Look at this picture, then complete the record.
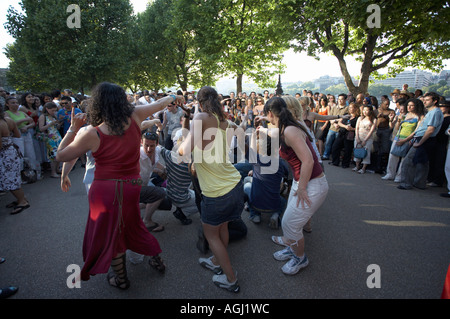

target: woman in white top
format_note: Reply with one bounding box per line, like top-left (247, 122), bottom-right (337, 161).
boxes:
top-left (354, 105), bottom-right (377, 174)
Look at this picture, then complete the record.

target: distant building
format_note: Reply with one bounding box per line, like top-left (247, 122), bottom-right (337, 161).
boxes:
top-left (438, 70), bottom-right (450, 86)
top-left (374, 69), bottom-right (433, 90)
top-left (314, 75), bottom-right (346, 91)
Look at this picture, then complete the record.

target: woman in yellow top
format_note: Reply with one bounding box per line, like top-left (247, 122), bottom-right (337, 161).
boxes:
top-left (179, 86), bottom-right (243, 293)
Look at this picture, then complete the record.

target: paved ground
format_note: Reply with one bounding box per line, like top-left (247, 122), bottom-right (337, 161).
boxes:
top-left (0, 161), bottom-right (449, 301)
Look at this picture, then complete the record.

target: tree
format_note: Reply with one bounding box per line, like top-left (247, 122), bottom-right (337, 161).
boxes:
top-left (282, 0), bottom-right (450, 95)
top-left (423, 80), bottom-right (450, 98)
top-left (5, 0), bottom-right (135, 93)
top-left (197, 0), bottom-right (292, 94)
top-left (133, 0), bottom-right (220, 92)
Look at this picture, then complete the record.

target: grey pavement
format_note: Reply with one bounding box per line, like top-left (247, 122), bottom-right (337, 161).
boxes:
top-left (0, 161), bottom-right (449, 300)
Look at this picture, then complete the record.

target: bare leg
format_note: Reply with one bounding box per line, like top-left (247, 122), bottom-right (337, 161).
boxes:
top-left (203, 222), bottom-right (236, 282)
top-left (10, 188), bottom-right (28, 206)
top-left (142, 198), bottom-right (163, 228)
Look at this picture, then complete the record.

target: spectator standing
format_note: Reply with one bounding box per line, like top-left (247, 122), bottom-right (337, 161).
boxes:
top-left (382, 98), bottom-right (424, 182)
top-left (398, 92), bottom-right (444, 190)
top-left (321, 94), bottom-right (349, 160)
top-left (0, 102), bottom-right (30, 215)
top-left (427, 100), bottom-right (450, 187)
top-left (354, 105), bottom-right (377, 174)
top-left (39, 102), bottom-right (62, 178)
top-left (57, 96), bottom-right (82, 137)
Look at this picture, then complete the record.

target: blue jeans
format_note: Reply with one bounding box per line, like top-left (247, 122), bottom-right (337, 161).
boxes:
top-left (243, 178), bottom-right (286, 218)
top-left (323, 130), bottom-right (340, 158)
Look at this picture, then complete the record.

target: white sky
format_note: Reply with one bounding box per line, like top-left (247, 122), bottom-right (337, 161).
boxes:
top-left (1, 0), bottom-right (447, 85)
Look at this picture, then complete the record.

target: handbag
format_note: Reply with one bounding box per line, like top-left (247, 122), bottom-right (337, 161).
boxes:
top-left (390, 125), bottom-right (411, 157)
top-left (353, 145), bottom-right (367, 159)
top-left (390, 139), bottom-right (411, 157)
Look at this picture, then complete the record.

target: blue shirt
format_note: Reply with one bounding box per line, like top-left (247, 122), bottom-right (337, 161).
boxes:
top-left (57, 107), bottom-right (82, 135)
top-left (414, 107), bottom-right (444, 138)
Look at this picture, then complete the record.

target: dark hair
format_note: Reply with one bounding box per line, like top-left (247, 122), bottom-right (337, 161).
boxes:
top-left (43, 102), bottom-right (58, 114)
top-left (363, 105), bottom-right (376, 123)
top-left (51, 89), bottom-right (61, 99)
top-left (197, 86), bottom-right (226, 121)
top-left (396, 98), bottom-right (407, 107)
top-left (424, 92), bottom-right (440, 104)
top-left (20, 92), bottom-right (36, 109)
top-left (338, 93), bottom-right (348, 100)
top-left (142, 131), bottom-right (158, 141)
top-left (88, 82), bottom-right (134, 136)
top-left (60, 95), bottom-right (72, 102)
top-left (406, 98), bottom-right (425, 117)
top-left (263, 97), bottom-right (312, 143)
top-left (4, 96), bottom-right (18, 110)
top-left (318, 96), bottom-right (328, 107)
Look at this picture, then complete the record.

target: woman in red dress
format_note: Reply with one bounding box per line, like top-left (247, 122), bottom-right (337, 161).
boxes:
top-left (56, 82), bottom-right (184, 289)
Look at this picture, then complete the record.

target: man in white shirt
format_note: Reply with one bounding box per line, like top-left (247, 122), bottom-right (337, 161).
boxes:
top-left (139, 131), bottom-right (167, 232)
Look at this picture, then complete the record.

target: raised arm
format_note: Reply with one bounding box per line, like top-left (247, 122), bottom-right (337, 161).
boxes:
top-left (133, 95), bottom-right (185, 123)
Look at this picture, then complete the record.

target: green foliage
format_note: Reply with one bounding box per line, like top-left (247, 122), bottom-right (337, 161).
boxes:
top-left (196, 0), bottom-right (292, 92)
top-left (281, 0), bottom-right (450, 95)
top-left (5, 0), bottom-right (135, 93)
top-left (423, 80), bottom-right (450, 98)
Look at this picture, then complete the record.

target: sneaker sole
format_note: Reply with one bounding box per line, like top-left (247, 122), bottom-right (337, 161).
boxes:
top-left (213, 280), bottom-right (240, 293)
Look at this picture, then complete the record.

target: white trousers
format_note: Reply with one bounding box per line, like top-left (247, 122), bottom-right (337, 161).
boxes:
top-left (282, 175), bottom-right (329, 242)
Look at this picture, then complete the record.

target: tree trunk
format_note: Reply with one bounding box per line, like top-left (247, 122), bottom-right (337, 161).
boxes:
top-left (236, 73), bottom-right (243, 94)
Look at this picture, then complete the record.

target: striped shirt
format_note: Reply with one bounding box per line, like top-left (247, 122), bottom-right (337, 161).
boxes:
top-left (160, 147), bottom-right (192, 204)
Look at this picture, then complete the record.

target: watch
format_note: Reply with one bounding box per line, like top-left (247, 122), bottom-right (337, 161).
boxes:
top-left (67, 128), bottom-right (77, 134)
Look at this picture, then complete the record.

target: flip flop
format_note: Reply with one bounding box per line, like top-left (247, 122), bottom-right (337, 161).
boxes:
top-left (0, 286), bottom-right (18, 299)
top-left (146, 223), bottom-right (164, 232)
top-left (10, 204), bottom-right (30, 215)
top-left (271, 236), bottom-right (288, 247)
top-left (5, 201), bottom-right (18, 208)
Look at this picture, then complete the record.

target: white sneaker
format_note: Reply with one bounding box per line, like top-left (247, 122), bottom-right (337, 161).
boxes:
top-left (381, 175), bottom-right (393, 180)
top-left (282, 255), bottom-right (309, 275)
top-left (273, 246), bottom-right (295, 261)
top-left (358, 169), bottom-right (366, 174)
top-left (212, 273), bottom-right (240, 293)
top-left (199, 256), bottom-right (223, 274)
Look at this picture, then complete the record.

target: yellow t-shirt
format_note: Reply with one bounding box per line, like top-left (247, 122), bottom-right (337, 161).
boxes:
top-left (193, 115), bottom-right (240, 198)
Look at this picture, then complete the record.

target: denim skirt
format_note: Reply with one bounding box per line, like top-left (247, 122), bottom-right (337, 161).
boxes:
top-left (201, 181), bottom-right (244, 226)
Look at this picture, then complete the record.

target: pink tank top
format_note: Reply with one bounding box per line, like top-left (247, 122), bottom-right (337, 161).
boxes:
top-left (92, 120), bottom-right (141, 179)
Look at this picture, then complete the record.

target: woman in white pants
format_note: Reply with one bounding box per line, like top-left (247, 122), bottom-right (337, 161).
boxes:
top-left (263, 97), bottom-right (328, 275)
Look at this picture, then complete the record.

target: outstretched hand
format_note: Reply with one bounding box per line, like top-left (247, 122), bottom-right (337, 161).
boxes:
top-left (70, 106), bottom-right (87, 131)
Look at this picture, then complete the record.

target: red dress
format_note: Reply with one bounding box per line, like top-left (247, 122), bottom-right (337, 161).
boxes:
top-left (81, 120), bottom-right (161, 281)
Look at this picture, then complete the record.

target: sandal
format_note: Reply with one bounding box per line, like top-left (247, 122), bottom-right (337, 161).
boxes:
top-left (11, 203), bottom-right (30, 215)
top-left (5, 201), bottom-right (18, 208)
top-left (107, 254), bottom-right (130, 290)
top-left (271, 236), bottom-right (289, 247)
top-left (149, 254), bottom-right (166, 273)
top-left (146, 222), bottom-right (164, 232)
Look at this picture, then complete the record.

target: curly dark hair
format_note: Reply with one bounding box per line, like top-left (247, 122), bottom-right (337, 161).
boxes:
top-left (88, 82), bottom-right (134, 136)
